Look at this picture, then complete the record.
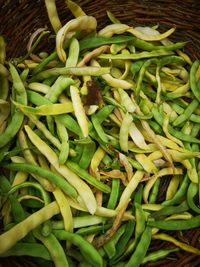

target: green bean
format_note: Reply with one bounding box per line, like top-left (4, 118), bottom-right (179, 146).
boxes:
top-left (2, 2), bottom-right (200, 265)
top-left (103, 96), bottom-right (126, 112)
top-left (131, 38), bottom-right (187, 51)
top-left (70, 137), bottom-right (94, 145)
top-left (107, 179), bottom-right (120, 209)
top-left (27, 90), bottom-right (51, 106)
top-left (0, 64), bottom-right (27, 148)
top-left (18, 31), bottom-right (49, 64)
top-left (79, 35), bottom-right (135, 50)
top-left (142, 248), bottom-right (179, 264)
top-left (162, 173), bottom-right (190, 206)
top-left (22, 199), bottom-right (43, 209)
top-left (110, 220), bottom-right (135, 264)
top-left (32, 51), bottom-right (58, 75)
top-left (0, 243), bottom-right (51, 260)
top-left (125, 227), bottom-right (152, 267)
top-left (91, 114), bottom-right (109, 143)
top-left (148, 214), bottom-right (200, 230)
top-left (0, 201), bottom-right (60, 254)
top-left (127, 157), bottom-right (144, 171)
top-left (47, 115), bottom-right (56, 136)
top-left (190, 60), bottom-right (200, 102)
top-left (30, 66), bottom-right (110, 82)
top-left (149, 178), bottom-right (160, 204)
top-left (0, 110), bottom-right (24, 148)
top-left (52, 215), bottom-right (106, 230)
top-left (98, 50), bottom-right (173, 61)
top-left (148, 120), bottom-right (164, 135)
top-left (95, 105), bottom-right (115, 123)
top-left (53, 230), bottom-right (103, 267)
top-left (55, 114), bottom-right (81, 136)
top-left (119, 112), bottom-right (133, 152)
top-left (1, 162), bottom-right (78, 198)
top-left (55, 118), bottom-right (69, 164)
top-left (134, 203), bottom-right (146, 245)
top-left (0, 175), bottom-right (27, 225)
top-left (169, 125), bottom-right (200, 143)
top-left (136, 58), bottom-right (158, 96)
top-left (118, 88), bottom-right (136, 113)
top-left (66, 38), bottom-right (80, 67)
top-left (33, 228), bottom-right (69, 267)
top-left (20, 68), bottom-right (29, 82)
top-left (0, 174), bottom-right (11, 193)
top-left (66, 160), bottom-right (111, 193)
top-left (187, 182), bottom-right (200, 214)
top-left (46, 76), bottom-right (75, 103)
top-left (107, 10), bottom-right (121, 23)
top-left (75, 224), bottom-right (112, 236)
top-left (41, 220), bottom-right (52, 237)
top-left (132, 112), bottom-right (153, 120)
top-left (171, 101), bottom-right (200, 124)
top-left (0, 63), bottom-right (9, 77)
top-left (103, 224), bottom-right (126, 259)
top-left (188, 113), bottom-right (200, 123)
top-left (7, 181), bottom-right (51, 206)
top-left (70, 144), bottom-right (84, 163)
top-left (159, 55), bottom-right (186, 67)
top-left (43, 76), bottom-right (58, 86)
top-left (152, 201), bottom-right (189, 218)
top-left (191, 123), bottom-right (200, 137)
top-left (133, 183), bottom-right (144, 204)
top-left (173, 99), bottom-right (199, 126)
top-left (9, 195), bottom-right (27, 223)
top-left (79, 142), bottom-right (96, 169)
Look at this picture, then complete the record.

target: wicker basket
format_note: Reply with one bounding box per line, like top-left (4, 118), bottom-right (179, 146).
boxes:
top-left (1, 0), bottom-right (200, 266)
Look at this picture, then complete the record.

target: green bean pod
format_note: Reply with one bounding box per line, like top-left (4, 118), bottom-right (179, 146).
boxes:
top-left (148, 215), bottom-right (200, 230)
top-left (125, 227), bottom-right (152, 267)
top-left (1, 162), bottom-right (78, 198)
top-left (53, 229), bottom-right (103, 267)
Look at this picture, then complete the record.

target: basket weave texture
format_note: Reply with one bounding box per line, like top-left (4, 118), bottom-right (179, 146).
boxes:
top-left (0, 0), bottom-right (200, 266)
